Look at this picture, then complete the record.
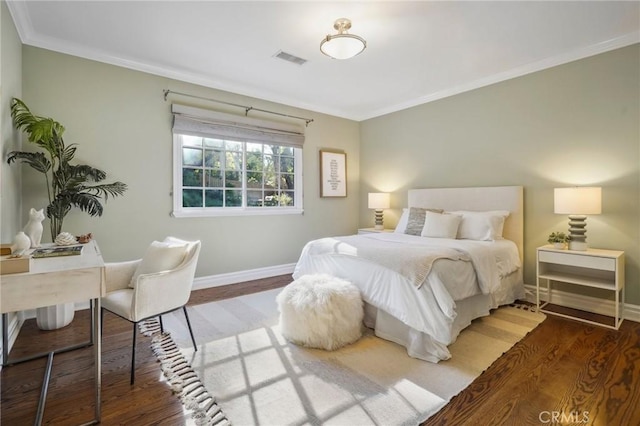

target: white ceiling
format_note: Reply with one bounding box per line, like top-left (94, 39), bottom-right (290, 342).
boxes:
top-left (7, 1), bottom-right (640, 121)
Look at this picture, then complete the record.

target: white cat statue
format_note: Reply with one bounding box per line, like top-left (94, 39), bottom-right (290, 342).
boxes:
top-left (23, 207), bottom-right (45, 248)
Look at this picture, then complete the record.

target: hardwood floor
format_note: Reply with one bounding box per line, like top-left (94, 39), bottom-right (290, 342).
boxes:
top-left (2, 274), bottom-right (639, 425)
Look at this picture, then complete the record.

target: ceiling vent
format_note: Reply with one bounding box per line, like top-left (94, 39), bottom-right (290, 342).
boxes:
top-left (273, 50), bottom-right (307, 66)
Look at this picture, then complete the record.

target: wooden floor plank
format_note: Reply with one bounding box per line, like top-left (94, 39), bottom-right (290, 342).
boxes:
top-left (2, 276), bottom-right (639, 425)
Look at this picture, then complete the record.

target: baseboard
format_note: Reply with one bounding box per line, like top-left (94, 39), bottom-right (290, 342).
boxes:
top-left (523, 284), bottom-right (640, 323)
top-left (192, 263), bottom-right (296, 290)
top-left (15, 263), bottom-right (296, 328)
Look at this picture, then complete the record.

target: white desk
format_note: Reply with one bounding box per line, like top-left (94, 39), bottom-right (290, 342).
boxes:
top-left (1, 240), bottom-right (105, 425)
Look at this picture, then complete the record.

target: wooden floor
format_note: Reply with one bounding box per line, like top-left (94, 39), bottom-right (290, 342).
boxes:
top-left (2, 275), bottom-right (639, 425)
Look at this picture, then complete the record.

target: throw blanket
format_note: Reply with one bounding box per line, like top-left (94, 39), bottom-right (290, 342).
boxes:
top-left (304, 235), bottom-right (470, 289)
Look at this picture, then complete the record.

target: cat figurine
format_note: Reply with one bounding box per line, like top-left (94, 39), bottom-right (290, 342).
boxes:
top-left (23, 207), bottom-right (45, 248)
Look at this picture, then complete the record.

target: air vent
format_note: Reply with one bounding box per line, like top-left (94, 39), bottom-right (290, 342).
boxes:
top-left (273, 50), bottom-right (307, 66)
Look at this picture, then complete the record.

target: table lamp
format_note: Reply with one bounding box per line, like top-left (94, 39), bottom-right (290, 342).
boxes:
top-left (368, 193), bottom-right (390, 230)
top-left (554, 187), bottom-right (601, 251)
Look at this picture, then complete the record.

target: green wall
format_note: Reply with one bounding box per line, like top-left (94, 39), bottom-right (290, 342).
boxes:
top-left (360, 44), bottom-right (640, 305)
top-left (10, 34), bottom-right (640, 307)
top-left (19, 46), bottom-right (360, 277)
top-left (1, 0), bottom-right (22, 241)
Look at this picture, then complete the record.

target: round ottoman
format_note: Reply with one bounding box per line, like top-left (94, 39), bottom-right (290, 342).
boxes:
top-left (276, 274), bottom-right (363, 351)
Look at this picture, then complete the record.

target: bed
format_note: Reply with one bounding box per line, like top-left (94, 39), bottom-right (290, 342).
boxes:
top-left (292, 186), bottom-right (526, 362)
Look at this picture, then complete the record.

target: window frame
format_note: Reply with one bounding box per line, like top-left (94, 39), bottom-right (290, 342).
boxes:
top-left (172, 133), bottom-right (304, 218)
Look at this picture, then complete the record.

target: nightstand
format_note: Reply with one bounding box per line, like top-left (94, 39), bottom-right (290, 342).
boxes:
top-left (357, 228), bottom-right (393, 235)
top-left (536, 245), bottom-right (624, 329)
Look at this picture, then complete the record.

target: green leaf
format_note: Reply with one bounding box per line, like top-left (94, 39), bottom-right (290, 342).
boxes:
top-left (6, 151), bottom-right (51, 174)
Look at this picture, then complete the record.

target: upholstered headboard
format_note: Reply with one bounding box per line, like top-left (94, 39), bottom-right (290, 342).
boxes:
top-left (408, 186), bottom-right (524, 261)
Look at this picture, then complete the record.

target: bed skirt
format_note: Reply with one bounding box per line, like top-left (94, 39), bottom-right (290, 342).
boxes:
top-left (363, 269), bottom-right (524, 362)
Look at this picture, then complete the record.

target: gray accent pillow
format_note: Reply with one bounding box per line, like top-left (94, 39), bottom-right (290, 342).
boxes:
top-left (404, 207), bottom-right (444, 235)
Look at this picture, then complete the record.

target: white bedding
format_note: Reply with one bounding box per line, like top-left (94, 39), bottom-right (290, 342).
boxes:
top-left (292, 232), bottom-right (524, 361)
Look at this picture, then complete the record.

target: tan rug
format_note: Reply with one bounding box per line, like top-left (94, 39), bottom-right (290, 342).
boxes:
top-left (157, 288), bottom-right (546, 425)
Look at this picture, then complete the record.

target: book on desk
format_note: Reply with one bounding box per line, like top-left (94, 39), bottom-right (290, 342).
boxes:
top-left (32, 245), bottom-right (83, 259)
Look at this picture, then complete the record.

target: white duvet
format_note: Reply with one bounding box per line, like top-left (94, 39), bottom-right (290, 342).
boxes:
top-left (293, 233), bottom-right (522, 346)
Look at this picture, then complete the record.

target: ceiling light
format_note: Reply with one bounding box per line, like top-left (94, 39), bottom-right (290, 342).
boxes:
top-left (320, 18), bottom-right (366, 60)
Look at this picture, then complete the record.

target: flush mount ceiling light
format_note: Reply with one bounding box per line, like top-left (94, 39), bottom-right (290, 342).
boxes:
top-left (320, 18), bottom-right (367, 60)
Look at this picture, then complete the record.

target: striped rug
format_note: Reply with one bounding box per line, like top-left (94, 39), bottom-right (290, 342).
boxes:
top-left (152, 288), bottom-right (545, 425)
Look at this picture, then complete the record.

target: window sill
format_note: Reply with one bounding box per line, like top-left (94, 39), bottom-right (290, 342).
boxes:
top-left (172, 208), bottom-right (304, 218)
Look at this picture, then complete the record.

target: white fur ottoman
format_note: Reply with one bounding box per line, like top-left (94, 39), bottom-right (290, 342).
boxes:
top-left (276, 274), bottom-right (363, 351)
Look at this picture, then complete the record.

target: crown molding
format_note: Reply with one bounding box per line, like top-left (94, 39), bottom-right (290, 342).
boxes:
top-left (352, 31), bottom-right (640, 121)
top-left (7, 2), bottom-right (639, 122)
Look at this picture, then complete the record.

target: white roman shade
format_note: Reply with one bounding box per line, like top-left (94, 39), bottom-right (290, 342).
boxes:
top-left (172, 104), bottom-right (305, 148)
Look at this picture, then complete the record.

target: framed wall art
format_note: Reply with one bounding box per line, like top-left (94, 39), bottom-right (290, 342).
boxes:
top-left (319, 149), bottom-right (347, 197)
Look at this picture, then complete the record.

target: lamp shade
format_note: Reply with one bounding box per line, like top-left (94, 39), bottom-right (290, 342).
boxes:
top-left (554, 187), bottom-right (602, 215)
top-left (368, 192), bottom-right (390, 210)
top-left (320, 35), bottom-right (366, 59)
top-left (320, 18), bottom-right (366, 60)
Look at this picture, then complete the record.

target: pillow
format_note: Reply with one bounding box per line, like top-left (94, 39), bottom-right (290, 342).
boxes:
top-left (451, 210), bottom-right (510, 241)
top-left (394, 208), bottom-right (409, 233)
top-left (403, 207), bottom-right (444, 236)
top-left (129, 240), bottom-right (188, 288)
top-left (421, 211), bottom-right (462, 239)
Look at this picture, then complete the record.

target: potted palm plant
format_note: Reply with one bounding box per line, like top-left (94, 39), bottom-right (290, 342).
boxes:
top-left (548, 231), bottom-right (570, 249)
top-left (7, 98), bottom-right (127, 241)
top-left (7, 98), bottom-right (127, 330)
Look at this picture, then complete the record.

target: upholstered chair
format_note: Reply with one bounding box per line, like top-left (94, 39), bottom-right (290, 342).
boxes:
top-left (101, 237), bottom-right (201, 384)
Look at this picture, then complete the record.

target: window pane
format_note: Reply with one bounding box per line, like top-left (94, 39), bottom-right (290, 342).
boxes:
top-left (205, 170), bottom-right (222, 188)
top-left (247, 172), bottom-right (263, 187)
top-left (183, 147), bottom-right (203, 167)
top-left (280, 173), bottom-right (295, 190)
top-left (225, 190), bottom-right (242, 206)
top-left (225, 171), bottom-right (241, 188)
top-left (263, 191), bottom-right (278, 207)
top-left (279, 191), bottom-right (294, 206)
top-left (205, 189), bottom-right (223, 207)
top-left (263, 155), bottom-right (275, 188)
top-left (246, 151), bottom-right (263, 172)
top-left (278, 155), bottom-right (295, 174)
top-left (204, 138), bottom-right (224, 148)
top-left (183, 189), bottom-right (203, 207)
top-left (247, 143), bottom-right (263, 153)
top-left (182, 135), bottom-right (202, 147)
top-left (205, 149), bottom-right (222, 168)
top-left (225, 140), bottom-right (242, 151)
top-left (183, 168), bottom-right (203, 186)
top-left (247, 190), bottom-right (263, 207)
top-left (225, 152), bottom-right (242, 171)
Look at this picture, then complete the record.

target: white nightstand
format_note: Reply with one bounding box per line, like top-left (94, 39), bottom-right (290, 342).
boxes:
top-left (536, 245), bottom-right (625, 329)
top-left (357, 228), bottom-right (393, 235)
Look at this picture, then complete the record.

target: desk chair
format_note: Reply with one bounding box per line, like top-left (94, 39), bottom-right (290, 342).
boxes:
top-left (101, 237), bottom-right (200, 384)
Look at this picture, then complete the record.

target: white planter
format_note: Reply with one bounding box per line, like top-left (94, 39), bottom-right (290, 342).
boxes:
top-left (553, 242), bottom-right (565, 249)
top-left (36, 303), bottom-right (75, 330)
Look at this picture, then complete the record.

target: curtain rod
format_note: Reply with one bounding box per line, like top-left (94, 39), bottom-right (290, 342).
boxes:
top-left (163, 89), bottom-right (314, 127)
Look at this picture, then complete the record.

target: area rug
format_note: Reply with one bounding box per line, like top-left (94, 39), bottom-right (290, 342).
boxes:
top-left (152, 288), bottom-right (546, 425)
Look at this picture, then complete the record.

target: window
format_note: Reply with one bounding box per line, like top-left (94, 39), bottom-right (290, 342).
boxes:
top-left (172, 105), bottom-right (304, 217)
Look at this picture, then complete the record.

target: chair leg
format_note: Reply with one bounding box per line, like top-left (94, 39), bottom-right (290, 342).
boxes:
top-left (130, 323), bottom-right (137, 385)
top-left (183, 306), bottom-right (197, 352)
top-left (159, 315), bottom-right (164, 333)
top-left (100, 307), bottom-right (104, 337)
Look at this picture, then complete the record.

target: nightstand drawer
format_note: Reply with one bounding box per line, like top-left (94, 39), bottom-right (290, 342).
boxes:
top-left (538, 250), bottom-right (615, 271)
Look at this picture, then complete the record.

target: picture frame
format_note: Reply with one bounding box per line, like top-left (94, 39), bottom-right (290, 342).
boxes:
top-left (319, 149), bottom-right (347, 197)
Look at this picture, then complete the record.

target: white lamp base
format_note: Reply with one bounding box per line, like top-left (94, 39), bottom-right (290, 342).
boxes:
top-left (567, 215), bottom-right (589, 251)
top-left (374, 209), bottom-right (384, 230)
